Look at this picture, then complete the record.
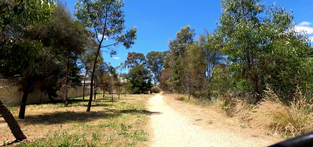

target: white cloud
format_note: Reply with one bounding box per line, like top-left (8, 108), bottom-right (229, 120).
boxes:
top-left (97, 34), bottom-right (108, 40)
top-left (113, 57), bottom-right (120, 60)
top-left (309, 36), bottom-right (313, 42)
top-left (294, 21), bottom-right (313, 35)
top-left (299, 21), bottom-right (311, 26)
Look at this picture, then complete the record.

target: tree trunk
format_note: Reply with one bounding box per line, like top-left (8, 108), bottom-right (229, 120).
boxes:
top-left (64, 86), bottom-right (69, 106)
top-left (48, 93), bottom-right (54, 102)
top-left (0, 100), bottom-right (27, 141)
top-left (252, 76), bottom-right (261, 103)
top-left (83, 69), bottom-right (87, 101)
top-left (188, 75), bottom-right (192, 101)
top-left (118, 87), bottom-right (120, 100)
top-left (86, 45), bottom-right (101, 112)
top-left (111, 90), bottom-right (114, 103)
top-left (18, 87), bottom-right (29, 119)
top-left (124, 85), bottom-right (126, 97)
top-left (94, 88), bottom-right (96, 100)
top-left (64, 59), bottom-right (70, 107)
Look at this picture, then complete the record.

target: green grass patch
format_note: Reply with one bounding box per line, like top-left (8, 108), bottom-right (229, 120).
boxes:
top-left (2, 94), bottom-right (152, 147)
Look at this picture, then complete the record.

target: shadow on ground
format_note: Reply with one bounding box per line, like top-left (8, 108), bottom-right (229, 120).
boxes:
top-left (120, 109), bottom-right (162, 115)
top-left (0, 109), bottom-right (160, 126)
top-left (102, 108), bottom-right (162, 115)
top-left (13, 111), bottom-right (120, 126)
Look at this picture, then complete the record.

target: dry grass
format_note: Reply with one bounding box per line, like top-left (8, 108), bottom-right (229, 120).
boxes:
top-left (252, 88), bottom-right (313, 137)
top-left (0, 94), bottom-right (153, 147)
top-left (175, 88), bottom-right (313, 138)
top-left (175, 94), bottom-right (210, 106)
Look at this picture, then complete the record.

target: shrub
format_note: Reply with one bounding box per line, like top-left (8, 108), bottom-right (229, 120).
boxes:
top-left (192, 92), bottom-right (208, 99)
top-left (177, 95), bottom-right (188, 102)
top-left (252, 88), bottom-right (313, 137)
top-left (151, 86), bottom-right (161, 93)
top-left (219, 94), bottom-right (238, 117)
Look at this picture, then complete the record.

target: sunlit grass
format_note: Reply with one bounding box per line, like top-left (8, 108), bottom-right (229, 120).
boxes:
top-left (1, 94), bottom-right (152, 147)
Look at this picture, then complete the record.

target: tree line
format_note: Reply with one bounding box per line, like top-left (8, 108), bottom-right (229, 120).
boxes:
top-left (0, 0), bottom-right (136, 141)
top-left (160, 0), bottom-right (313, 105)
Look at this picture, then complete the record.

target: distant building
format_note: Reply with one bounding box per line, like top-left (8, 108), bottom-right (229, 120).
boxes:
top-left (80, 74), bottom-right (127, 86)
top-left (80, 75), bottom-right (95, 86)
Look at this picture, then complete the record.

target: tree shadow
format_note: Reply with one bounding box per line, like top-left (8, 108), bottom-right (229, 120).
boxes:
top-left (81, 103), bottom-right (113, 107)
top-left (101, 108), bottom-right (162, 115)
top-left (0, 111), bottom-right (121, 126)
top-left (120, 109), bottom-right (162, 115)
top-left (0, 109), bottom-right (161, 126)
top-left (1, 139), bottom-right (21, 147)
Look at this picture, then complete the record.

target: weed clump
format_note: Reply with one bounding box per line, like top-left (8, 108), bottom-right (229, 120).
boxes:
top-left (151, 86), bottom-right (161, 93)
top-left (252, 88), bottom-right (313, 137)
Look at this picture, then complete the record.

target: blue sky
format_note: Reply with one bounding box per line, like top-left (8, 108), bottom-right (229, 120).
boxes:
top-left (65, 0), bottom-right (313, 68)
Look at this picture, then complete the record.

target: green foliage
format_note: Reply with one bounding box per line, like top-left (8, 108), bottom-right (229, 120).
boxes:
top-left (75, 0), bottom-right (137, 50)
top-left (125, 52), bottom-right (146, 68)
top-left (218, 0), bottom-right (313, 102)
top-left (167, 25), bottom-right (195, 93)
top-left (159, 68), bottom-right (171, 92)
top-left (75, 0), bottom-right (137, 111)
top-left (146, 51), bottom-right (166, 85)
top-left (0, 0), bottom-right (53, 75)
top-left (126, 65), bottom-right (152, 94)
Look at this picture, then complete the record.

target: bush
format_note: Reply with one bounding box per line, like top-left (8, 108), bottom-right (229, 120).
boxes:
top-left (252, 88), bottom-right (313, 137)
top-left (177, 95), bottom-right (188, 102)
top-left (151, 86), bottom-right (161, 93)
top-left (192, 92), bottom-right (208, 99)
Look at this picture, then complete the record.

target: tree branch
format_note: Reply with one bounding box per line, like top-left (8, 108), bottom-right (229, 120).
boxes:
top-left (101, 42), bottom-right (118, 48)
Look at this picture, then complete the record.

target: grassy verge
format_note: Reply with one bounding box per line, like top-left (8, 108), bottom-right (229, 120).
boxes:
top-left (173, 89), bottom-right (313, 138)
top-left (1, 94), bottom-right (153, 147)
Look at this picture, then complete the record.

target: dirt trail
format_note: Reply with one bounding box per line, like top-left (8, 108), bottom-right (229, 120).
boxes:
top-left (149, 94), bottom-right (282, 147)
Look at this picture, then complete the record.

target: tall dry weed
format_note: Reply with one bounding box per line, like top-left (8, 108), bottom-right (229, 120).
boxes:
top-left (252, 87), bottom-right (313, 137)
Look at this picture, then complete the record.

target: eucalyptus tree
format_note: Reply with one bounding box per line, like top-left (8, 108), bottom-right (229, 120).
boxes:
top-left (119, 62), bottom-right (127, 96)
top-left (125, 52), bottom-right (146, 68)
top-left (0, 0), bottom-right (53, 140)
top-left (218, 0), bottom-right (313, 102)
top-left (79, 49), bottom-right (94, 100)
top-left (167, 25), bottom-right (195, 93)
top-left (146, 51), bottom-right (166, 86)
top-left (28, 2), bottom-right (87, 107)
top-left (75, 0), bottom-right (137, 112)
top-left (126, 65), bottom-right (152, 94)
top-left (198, 31), bottom-right (224, 80)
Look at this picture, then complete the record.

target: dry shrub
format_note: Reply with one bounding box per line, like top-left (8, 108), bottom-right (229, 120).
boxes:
top-left (217, 94), bottom-right (253, 120)
top-left (151, 86), bottom-right (161, 93)
top-left (177, 95), bottom-right (189, 102)
top-left (252, 88), bottom-right (313, 137)
top-left (219, 94), bottom-right (237, 117)
top-left (232, 100), bottom-right (253, 122)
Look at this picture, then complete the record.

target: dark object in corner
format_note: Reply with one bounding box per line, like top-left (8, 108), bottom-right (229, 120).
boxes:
top-left (269, 132), bottom-right (313, 147)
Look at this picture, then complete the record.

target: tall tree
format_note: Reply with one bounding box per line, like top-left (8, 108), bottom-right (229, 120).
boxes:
top-left (184, 43), bottom-right (207, 97)
top-left (218, 0), bottom-right (313, 102)
top-left (146, 51), bottom-right (166, 86)
top-left (126, 65), bottom-right (152, 94)
top-left (167, 25), bottom-right (195, 93)
top-left (125, 52), bottom-right (146, 68)
top-left (0, 0), bottom-right (53, 140)
top-left (75, 0), bottom-right (137, 112)
top-left (20, 2), bottom-right (87, 110)
top-left (0, 0), bottom-right (54, 120)
top-left (119, 62), bottom-right (127, 96)
top-left (198, 31), bottom-right (224, 80)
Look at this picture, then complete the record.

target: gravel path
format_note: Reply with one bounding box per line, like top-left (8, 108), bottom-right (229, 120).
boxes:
top-left (149, 94), bottom-right (279, 147)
